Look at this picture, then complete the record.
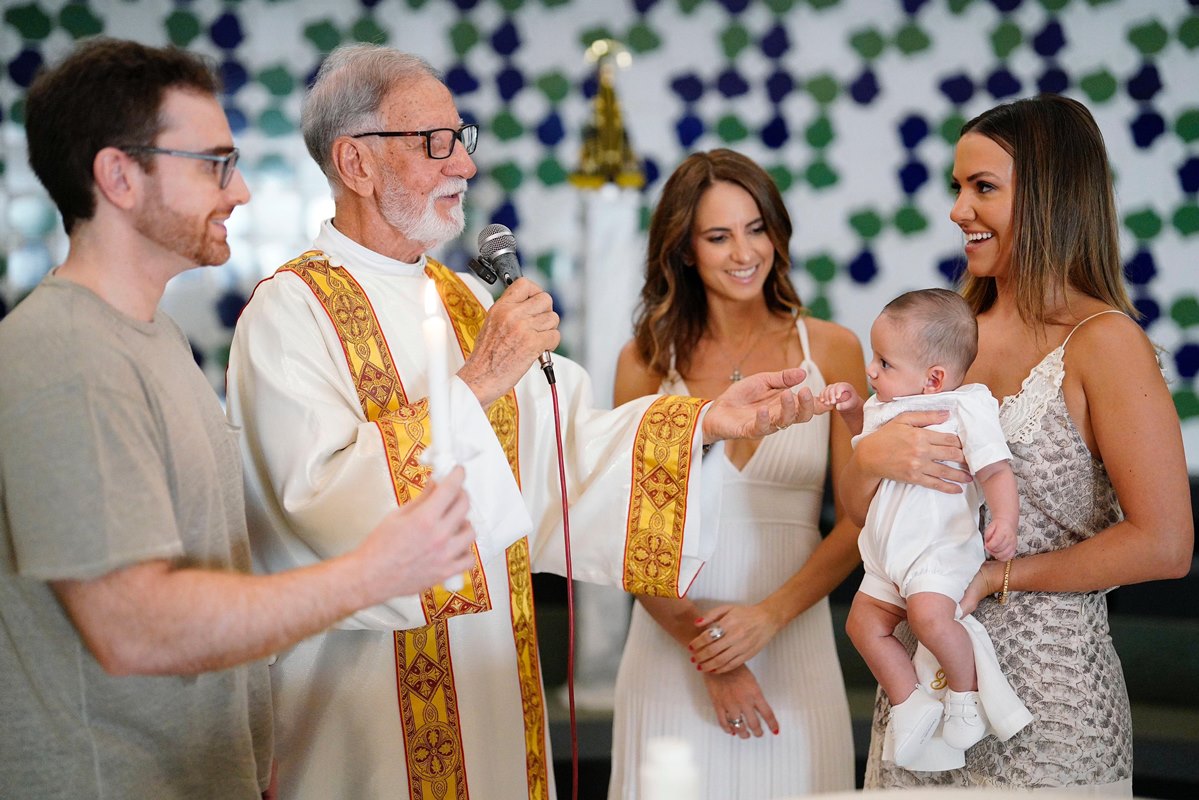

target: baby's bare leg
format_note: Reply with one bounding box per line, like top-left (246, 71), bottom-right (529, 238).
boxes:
top-left (846, 591), bottom-right (917, 703)
top-left (906, 591), bottom-right (976, 691)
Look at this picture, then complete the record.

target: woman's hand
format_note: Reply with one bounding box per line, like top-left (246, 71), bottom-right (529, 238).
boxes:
top-left (960, 559), bottom-right (1005, 615)
top-left (702, 665), bottom-right (779, 738)
top-left (855, 410), bottom-right (970, 492)
top-left (689, 604), bottom-right (782, 674)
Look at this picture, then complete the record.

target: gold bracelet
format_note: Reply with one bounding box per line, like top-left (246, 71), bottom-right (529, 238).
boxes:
top-left (999, 559), bottom-right (1012, 605)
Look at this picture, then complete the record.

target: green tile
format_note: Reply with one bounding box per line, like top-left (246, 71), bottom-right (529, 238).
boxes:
top-left (1173, 388), bottom-right (1199, 421)
top-left (5, 4), bottom-right (52, 40)
top-left (258, 66), bottom-right (295, 97)
top-left (849, 209), bottom-right (884, 239)
top-left (627, 21), bottom-right (661, 54)
top-left (807, 74), bottom-right (839, 105)
top-left (491, 161), bottom-right (524, 192)
top-left (894, 205), bottom-right (928, 234)
top-left (304, 20), bottom-right (342, 52)
top-left (1127, 19), bottom-right (1169, 56)
top-left (1170, 295), bottom-right (1199, 328)
top-left (1124, 208), bottom-right (1163, 240)
top-left (717, 114), bottom-right (749, 143)
top-left (1079, 69), bottom-right (1118, 103)
top-left (767, 165), bottom-right (793, 193)
top-left (536, 156), bottom-right (567, 186)
top-left (492, 109), bottom-right (524, 141)
top-left (991, 21), bottom-right (1022, 59)
top-left (351, 17), bottom-right (388, 45)
top-left (579, 26), bottom-right (615, 49)
top-left (805, 253), bottom-right (837, 282)
top-left (721, 22), bottom-right (750, 59)
top-left (537, 71), bottom-right (571, 103)
top-left (805, 116), bottom-right (834, 148)
top-left (849, 28), bottom-right (886, 60)
top-left (1173, 204), bottom-right (1199, 236)
top-left (805, 160), bottom-right (839, 189)
top-left (58, 4), bottom-right (103, 39)
top-left (1179, 15), bottom-right (1199, 51)
top-left (450, 20), bottom-right (478, 56)
top-left (165, 10), bottom-right (202, 47)
top-left (895, 22), bottom-right (932, 55)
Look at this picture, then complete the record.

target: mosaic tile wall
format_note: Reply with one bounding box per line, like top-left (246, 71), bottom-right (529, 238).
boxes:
top-left (2, 0), bottom-right (1196, 467)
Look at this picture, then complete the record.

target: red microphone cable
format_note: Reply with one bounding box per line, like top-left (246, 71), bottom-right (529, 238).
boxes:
top-left (546, 379), bottom-right (579, 800)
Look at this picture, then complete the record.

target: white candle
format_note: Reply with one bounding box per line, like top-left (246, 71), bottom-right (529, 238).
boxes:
top-left (422, 280), bottom-right (452, 476)
top-left (423, 281), bottom-right (465, 592)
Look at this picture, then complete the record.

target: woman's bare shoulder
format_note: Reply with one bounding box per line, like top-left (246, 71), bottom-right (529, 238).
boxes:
top-left (614, 339), bottom-right (665, 405)
top-left (803, 316), bottom-right (866, 376)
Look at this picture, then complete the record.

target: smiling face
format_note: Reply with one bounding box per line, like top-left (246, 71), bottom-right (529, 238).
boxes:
top-left (131, 88), bottom-right (249, 268)
top-left (950, 132), bottom-right (1015, 282)
top-left (690, 180), bottom-right (777, 305)
top-left (369, 78), bottom-right (476, 252)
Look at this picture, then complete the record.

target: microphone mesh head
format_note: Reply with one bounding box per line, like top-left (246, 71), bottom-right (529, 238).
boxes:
top-left (478, 223), bottom-right (516, 259)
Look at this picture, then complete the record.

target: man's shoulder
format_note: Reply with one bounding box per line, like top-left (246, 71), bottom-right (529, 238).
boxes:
top-left (0, 283), bottom-right (103, 377)
top-left (2, 281), bottom-right (190, 392)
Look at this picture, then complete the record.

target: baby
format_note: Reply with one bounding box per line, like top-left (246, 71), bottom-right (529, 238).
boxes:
top-left (818, 288), bottom-right (1020, 768)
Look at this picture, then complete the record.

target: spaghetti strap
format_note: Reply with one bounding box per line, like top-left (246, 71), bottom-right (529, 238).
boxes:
top-left (795, 316), bottom-right (816, 369)
top-left (1062, 309), bottom-right (1125, 347)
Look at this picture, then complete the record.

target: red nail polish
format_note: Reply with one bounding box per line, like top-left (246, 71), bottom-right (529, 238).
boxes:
top-left (690, 657), bottom-right (695, 663)
top-left (772, 728), bottom-right (779, 735)
top-left (694, 618), bottom-right (704, 625)
top-left (696, 664), bottom-right (702, 671)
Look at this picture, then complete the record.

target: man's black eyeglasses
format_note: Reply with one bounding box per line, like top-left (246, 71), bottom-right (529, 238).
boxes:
top-left (119, 146), bottom-right (240, 190)
top-left (350, 124), bottom-right (479, 160)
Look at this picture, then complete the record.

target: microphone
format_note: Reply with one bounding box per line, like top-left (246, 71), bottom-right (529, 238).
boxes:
top-left (476, 223), bottom-right (523, 285)
top-left (469, 224), bottom-right (555, 384)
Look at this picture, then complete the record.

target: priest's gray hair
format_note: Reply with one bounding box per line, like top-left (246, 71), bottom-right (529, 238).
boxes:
top-left (302, 44), bottom-right (443, 190)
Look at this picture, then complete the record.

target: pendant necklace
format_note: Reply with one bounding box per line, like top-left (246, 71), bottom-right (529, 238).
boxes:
top-left (717, 327), bottom-right (766, 382)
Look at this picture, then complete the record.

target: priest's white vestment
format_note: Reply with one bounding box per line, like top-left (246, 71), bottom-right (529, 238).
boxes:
top-left (226, 221), bottom-right (720, 800)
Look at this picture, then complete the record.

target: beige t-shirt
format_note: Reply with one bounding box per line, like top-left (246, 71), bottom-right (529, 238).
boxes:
top-left (0, 275), bottom-right (271, 799)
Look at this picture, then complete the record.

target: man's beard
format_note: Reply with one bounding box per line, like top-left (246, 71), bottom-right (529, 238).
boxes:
top-left (134, 178), bottom-right (230, 267)
top-left (379, 169), bottom-right (468, 252)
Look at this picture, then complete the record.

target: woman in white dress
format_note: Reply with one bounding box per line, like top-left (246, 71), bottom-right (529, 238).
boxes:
top-left (608, 149), bottom-right (866, 799)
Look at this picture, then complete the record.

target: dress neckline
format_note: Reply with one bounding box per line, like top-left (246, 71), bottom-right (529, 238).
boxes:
top-left (666, 317), bottom-right (823, 476)
top-left (997, 309), bottom-right (1124, 409)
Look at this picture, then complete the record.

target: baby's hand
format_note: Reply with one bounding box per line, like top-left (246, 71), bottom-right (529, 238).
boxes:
top-left (984, 516), bottom-right (1017, 562)
top-left (815, 382), bottom-right (862, 414)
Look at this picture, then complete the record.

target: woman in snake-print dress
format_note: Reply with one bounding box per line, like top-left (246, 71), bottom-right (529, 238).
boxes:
top-left (843, 96), bottom-right (1193, 793)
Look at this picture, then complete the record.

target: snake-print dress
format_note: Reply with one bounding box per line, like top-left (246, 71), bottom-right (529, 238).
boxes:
top-left (865, 312), bottom-right (1133, 793)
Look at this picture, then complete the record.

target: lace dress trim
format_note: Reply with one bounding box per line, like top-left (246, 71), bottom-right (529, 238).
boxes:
top-left (997, 310), bottom-right (1125, 446)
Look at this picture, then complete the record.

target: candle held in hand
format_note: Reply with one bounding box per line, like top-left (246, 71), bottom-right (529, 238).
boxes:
top-left (422, 280), bottom-right (452, 476)
top-left (423, 279), bottom-right (464, 592)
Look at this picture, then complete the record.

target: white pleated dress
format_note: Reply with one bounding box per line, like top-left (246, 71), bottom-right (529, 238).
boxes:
top-left (608, 319), bottom-right (855, 799)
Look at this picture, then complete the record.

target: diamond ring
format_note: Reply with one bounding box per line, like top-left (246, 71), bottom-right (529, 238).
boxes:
top-left (706, 625), bottom-right (725, 641)
top-left (728, 715), bottom-right (745, 729)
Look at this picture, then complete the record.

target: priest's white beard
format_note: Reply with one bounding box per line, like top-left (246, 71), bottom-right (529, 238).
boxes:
top-left (380, 170), bottom-right (468, 251)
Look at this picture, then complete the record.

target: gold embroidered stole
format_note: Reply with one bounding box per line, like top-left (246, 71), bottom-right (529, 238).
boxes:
top-left (278, 252), bottom-right (547, 800)
top-left (623, 396), bottom-right (707, 596)
top-left (423, 260), bottom-right (549, 800)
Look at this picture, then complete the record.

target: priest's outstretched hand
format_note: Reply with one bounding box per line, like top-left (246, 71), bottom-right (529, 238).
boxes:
top-left (701, 367), bottom-right (815, 444)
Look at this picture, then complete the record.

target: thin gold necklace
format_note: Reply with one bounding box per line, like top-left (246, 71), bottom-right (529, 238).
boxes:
top-left (715, 327), bottom-right (766, 382)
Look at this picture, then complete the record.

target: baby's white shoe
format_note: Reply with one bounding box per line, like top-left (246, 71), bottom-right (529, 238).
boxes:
top-left (889, 686), bottom-right (943, 767)
top-left (942, 689), bottom-right (987, 750)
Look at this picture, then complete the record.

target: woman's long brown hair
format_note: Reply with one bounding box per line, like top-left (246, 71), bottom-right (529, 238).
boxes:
top-left (958, 94), bottom-right (1134, 326)
top-left (632, 149), bottom-right (803, 377)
